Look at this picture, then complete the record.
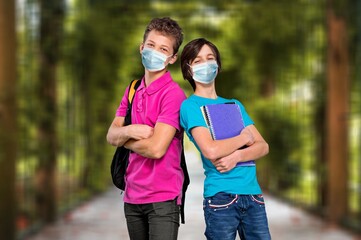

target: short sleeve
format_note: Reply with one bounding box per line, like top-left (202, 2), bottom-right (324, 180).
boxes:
top-left (180, 100), bottom-right (208, 139)
top-left (157, 85), bottom-right (187, 131)
top-left (115, 86), bottom-right (130, 117)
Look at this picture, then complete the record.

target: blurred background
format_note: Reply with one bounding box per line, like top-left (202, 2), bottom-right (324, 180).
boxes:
top-left (0, 0), bottom-right (360, 239)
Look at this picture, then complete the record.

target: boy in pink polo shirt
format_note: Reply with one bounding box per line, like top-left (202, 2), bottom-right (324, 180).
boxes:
top-left (106, 17), bottom-right (186, 240)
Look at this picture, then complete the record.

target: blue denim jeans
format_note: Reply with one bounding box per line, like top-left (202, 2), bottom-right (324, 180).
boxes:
top-left (203, 193), bottom-right (271, 240)
top-left (124, 199), bottom-right (180, 240)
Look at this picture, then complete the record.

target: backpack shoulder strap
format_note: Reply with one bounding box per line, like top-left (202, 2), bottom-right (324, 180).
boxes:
top-left (128, 79), bottom-right (141, 103)
top-left (124, 79), bottom-right (141, 126)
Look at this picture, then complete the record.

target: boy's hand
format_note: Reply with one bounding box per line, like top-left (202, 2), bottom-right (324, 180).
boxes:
top-left (127, 124), bottom-right (154, 140)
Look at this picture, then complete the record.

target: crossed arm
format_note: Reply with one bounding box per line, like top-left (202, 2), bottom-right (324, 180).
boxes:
top-left (191, 124), bottom-right (269, 173)
top-left (106, 116), bottom-right (176, 159)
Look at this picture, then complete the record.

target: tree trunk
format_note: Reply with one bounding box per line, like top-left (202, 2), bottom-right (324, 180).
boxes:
top-left (315, 102), bottom-right (327, 211)
top-left (326, 0), bottom-right (350, 223)
top-left (35, 0), bottom-right (64, 223)
top-left (0, 0), bottom-right (17, 239)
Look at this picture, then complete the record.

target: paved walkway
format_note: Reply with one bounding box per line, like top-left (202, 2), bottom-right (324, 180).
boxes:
top-left (27, 151), bottom-right (360, 240)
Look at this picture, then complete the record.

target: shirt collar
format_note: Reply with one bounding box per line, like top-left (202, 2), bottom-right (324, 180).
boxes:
top-left (138, 71), bottom-right (173, 95)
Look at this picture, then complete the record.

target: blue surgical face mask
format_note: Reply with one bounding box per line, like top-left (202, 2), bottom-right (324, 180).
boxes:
top-left (190, 60), bottom-right (218, 84)
top-left (141, 47), bottom-right (171, 72)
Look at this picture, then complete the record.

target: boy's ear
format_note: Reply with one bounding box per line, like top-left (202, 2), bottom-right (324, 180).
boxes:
top-left (139, 43), bottom-right (144, 53)
top-left (168, 54), bottom-right (178, 64)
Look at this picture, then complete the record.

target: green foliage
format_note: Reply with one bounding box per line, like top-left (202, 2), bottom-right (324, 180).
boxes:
top-left (62, 0), bottom-right (145, 191)
top-left (252, 97), bottom-right (303, 191)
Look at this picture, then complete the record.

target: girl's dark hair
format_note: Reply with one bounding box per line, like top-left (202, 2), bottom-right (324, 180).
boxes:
top-left (143, 17), bottom-right (183, 54)
top-left (180, 38), bottom-right (221, 91)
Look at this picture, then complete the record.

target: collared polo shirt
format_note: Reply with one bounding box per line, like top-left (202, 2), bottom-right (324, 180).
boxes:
top-left (115, 71), bottom-right (187, 204)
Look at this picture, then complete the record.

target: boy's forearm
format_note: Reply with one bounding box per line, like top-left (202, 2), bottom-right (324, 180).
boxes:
top-left (124, 122), bottom-right (175, 159)
top-left (124, 138), bottom-right (164, 159)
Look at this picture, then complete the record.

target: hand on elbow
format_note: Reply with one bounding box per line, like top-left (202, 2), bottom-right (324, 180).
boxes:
top-left (106, 133), bottom-right (115, 146)
top-left (129, 124), bottom-right (154, 140)
top-left (106, 132), bottom-right (123, 147)
top-left (240, 128), bottom-right (254, 146)
top-left (106, 137), bottom-right (119, 147)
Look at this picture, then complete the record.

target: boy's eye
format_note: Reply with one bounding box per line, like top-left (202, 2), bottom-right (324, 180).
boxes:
top-left (161, 48), bottom-right (169, 53)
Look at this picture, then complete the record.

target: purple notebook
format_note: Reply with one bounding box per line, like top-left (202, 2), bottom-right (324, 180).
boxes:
top-left (201, 102), bottom-right (255, 167)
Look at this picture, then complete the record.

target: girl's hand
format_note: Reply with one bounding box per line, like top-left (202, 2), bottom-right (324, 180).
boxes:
top-left (211, 151), bottom-right (240, 173)
top-left (240, 128), bottom-right (254, 146)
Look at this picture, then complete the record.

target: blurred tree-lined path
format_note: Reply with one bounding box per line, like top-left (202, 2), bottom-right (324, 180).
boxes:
top-left (0, 1), bottom-right (17, 240)
top-left (1, 0), bottom-right (361, 239)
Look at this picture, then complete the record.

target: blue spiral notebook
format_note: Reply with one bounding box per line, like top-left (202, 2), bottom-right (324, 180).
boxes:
top-left (201, 102), bottom-right (255, 167)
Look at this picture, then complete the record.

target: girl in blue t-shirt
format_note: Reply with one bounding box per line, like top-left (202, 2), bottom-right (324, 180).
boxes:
top-left (180, 38), bottom-right (271, 240)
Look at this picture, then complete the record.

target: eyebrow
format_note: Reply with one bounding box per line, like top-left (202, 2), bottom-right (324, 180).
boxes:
top-left (195, 53), bottom-right (215, 59)
top-left (145, 40), bottom-right (171, 50)
top-left (145, 39), bottom-right (155, 44)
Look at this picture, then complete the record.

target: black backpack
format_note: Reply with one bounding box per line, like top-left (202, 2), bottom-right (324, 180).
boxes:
top-left (110, 79), bottom-right (141, 191)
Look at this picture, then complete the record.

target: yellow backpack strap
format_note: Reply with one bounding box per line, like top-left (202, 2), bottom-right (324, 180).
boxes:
top-left (128, 79), bottom-right (139, 103)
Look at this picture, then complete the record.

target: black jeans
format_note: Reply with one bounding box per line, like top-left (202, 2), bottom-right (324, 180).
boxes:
top-left (124, 199), bottom-right (180, 240)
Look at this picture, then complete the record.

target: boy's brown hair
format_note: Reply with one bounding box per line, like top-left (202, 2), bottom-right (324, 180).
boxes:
top-left (143, 17), bottom-right (183, 54)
